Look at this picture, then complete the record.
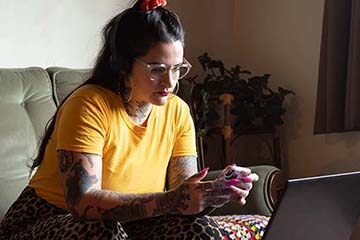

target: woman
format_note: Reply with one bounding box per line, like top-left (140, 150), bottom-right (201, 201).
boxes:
top-left (0, 0), bottom-right (258, 239)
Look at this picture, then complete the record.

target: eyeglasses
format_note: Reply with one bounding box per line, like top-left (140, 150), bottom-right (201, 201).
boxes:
top-left (135, 58), bottom-right (192, 81)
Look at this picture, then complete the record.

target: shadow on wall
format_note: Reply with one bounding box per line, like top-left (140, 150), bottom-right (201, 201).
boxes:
top-left (324, 131), bottom-right (360, 148)
top-left (322, 151), bottom-right (360, 175)
top-left (278, 96), bottom-right (301, 177)
top-left (321, 131), bottom-right (360, 173)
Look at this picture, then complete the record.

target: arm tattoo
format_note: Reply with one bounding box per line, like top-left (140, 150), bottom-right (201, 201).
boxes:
top-left (83, 153), bottom-right (95, 168)
top-left (167, 156), bottom-right (198, 190)
top-left (104, 204), bottom-right (147, 222)
top-left (153, 184), bottom-right (190, 215)
top-left (66, 159), bottom-right (98, 206)
top-left (101, 198), bottom-right (150, 222)
top-left (58, 151), bottom-right (74, 173)
top-left (58, 151), bottom-right (194, 222)
top-left (58, 150), bottom-right (100, 207)
top-left (93, 190), bottom-right (154, 222)
top-left (96, 191), bottom-right (155, 223)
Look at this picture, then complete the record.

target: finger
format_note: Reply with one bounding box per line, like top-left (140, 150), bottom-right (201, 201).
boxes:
top-left (241, 173), bottom-right (259, 183)
top-left (187, 167), bottom-right (209, 183)
top-left (230, 193), bottom-right (247, 206)
top-left (204, 197), bottom-right (230, 208)
top-left (216, 165), bottom-right (235, 180)
top-left (235, 181), bottom-right (253, 191)
top-left (230, 192), bottom-right (240, 202)
top-left (203, 188), bottom-right (233, 198)
top-left (197, 180), bottom-right (228, 192)
top-left (230, 185), bottom-right (249, 199)
top-left (234, 166), bottom-right (251, 176)
top-left (249, 173), bottom-right (259, 182)
top-left (224, 178), bottom-right (240, 187)
top-left (220, 166), bottom-right (252, 182)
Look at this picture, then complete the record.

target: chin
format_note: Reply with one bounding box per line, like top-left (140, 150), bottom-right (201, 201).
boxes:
top-left (152, 100), bottom-right (167, 106)
top-left (151, 96), bottom-right (169, 106)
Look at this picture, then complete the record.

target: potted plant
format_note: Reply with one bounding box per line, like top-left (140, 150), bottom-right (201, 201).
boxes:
top-left (182, 53), bottom-right (295, 138)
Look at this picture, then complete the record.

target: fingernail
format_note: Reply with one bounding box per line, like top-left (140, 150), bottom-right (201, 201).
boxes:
top-left (201, 167), bottom-right (210, 174)
top-left (230, 179), bottom-right (240, 184)
top-left (243, 177), bottom-right (252, 182)
top-left (225, 179), bottom-right (239, 187)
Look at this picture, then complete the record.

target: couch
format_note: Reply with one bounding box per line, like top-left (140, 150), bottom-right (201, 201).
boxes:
top-left (0, 67), bottom-right (283, 238)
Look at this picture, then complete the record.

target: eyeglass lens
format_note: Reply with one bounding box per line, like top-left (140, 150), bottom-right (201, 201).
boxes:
top-left (150, 65), bottom-right (189, 80)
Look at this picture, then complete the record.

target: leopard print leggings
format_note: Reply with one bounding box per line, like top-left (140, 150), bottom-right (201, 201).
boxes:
top-left (0, 187), bottom-right (223, 240)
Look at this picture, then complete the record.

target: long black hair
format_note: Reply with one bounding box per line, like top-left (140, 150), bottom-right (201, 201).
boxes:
top-left (30, 0), bottom-right (185, 173)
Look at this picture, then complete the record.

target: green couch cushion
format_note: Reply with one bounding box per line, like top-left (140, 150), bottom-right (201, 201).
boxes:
top-left (0, 67), bottom-right (57, 219)
top-left (47, 67), bottom-right (91, 106)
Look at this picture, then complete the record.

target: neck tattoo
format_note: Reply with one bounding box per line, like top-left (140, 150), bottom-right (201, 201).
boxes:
top-left (125, 101), bottom-right (152, 125)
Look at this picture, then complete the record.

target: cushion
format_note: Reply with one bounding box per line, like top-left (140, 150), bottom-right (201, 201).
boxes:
top-left (0, 67), bottom-right (57, 219)
top-left (46, 67), bottom-right (91, 106)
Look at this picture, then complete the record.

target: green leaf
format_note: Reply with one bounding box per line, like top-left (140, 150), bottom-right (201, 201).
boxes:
top-left (187, 53), bottom-right (295, 137)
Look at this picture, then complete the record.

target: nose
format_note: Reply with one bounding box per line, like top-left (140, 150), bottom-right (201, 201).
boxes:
top-left (160, 70), bottom-right (176, 88)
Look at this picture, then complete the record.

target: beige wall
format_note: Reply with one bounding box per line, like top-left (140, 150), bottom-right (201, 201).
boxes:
top-left (3, 0), bottom-right (360, 178)
top-left (0, 0), bottom-right (129, 68)
top-left (169, 0), bottom-right (360, 178)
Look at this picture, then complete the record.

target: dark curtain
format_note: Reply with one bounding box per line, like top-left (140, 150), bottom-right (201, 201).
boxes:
top-left (314, 0), bottom-right (360, 134)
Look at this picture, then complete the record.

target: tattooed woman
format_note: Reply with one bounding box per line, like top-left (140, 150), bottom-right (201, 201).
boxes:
top-left (0, 0), bottom-right (258, 239)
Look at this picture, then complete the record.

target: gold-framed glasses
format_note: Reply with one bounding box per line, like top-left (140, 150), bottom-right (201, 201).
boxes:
top-left (135, 58), bottom-right (192, 81)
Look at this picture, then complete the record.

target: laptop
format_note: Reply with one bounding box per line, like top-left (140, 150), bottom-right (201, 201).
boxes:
top-left (262, 171), bottom-right (360, 240)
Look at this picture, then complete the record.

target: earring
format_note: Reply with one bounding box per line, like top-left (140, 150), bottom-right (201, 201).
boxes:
top-left (168, 81), bottom-right (179, 100)
top-left (172, 81), bottom-right (179, 95)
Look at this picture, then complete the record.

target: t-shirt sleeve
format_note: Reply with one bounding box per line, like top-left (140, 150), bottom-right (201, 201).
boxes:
top-left (172, 102), bottom-right (197, 157)
top-left (56, 95), bottom-right (108, 156)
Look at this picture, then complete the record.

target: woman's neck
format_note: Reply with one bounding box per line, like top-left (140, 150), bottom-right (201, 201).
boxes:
top-left (124, 100), bottom-right (152, 126)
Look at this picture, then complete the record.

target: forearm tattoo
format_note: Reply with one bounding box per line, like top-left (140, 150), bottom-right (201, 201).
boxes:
top-left (153, 184), bottom-right (190, 215)
top-left (167, 156), bottom-right (198, 190)
top-left (101, 194), bottom-right (152, 223)
top-left (58, 150), bottom-right (192, 222)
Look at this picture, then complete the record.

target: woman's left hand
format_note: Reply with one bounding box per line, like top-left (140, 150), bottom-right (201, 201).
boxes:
top-left (215, 164), bottom-right (259, 205)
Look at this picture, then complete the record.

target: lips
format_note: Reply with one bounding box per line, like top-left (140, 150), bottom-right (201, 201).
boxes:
top-left (158, 91), bottom-right (170, 97)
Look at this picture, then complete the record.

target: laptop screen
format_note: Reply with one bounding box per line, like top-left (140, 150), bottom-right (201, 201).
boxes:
top-left (263, 171), bottom-right (360, 240)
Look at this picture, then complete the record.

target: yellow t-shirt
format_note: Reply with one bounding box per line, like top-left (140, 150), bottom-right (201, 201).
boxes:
top-left (29, 85), bottom-right (197, 210)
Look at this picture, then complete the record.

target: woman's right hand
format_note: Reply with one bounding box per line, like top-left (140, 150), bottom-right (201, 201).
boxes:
top-left (172, 168), bottom-right (232, 215)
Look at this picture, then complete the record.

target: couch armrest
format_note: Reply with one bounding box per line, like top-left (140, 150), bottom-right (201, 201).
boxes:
top-left (203, 165), bottom-right (285, 216)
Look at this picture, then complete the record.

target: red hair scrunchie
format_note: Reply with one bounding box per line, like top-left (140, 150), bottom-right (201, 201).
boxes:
top-left (140, 0), bottom-right (167, 11)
